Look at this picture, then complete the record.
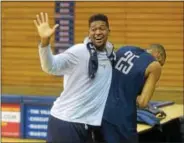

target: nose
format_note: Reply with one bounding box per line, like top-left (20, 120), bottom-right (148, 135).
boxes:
top-left (95, 29), bottom-right (101, 35)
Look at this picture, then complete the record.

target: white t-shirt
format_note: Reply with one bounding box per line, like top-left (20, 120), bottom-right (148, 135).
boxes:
top-left (39, 43), bottom-right (112, 126)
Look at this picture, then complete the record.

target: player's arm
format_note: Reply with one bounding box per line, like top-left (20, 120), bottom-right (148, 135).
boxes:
top-left (136, 61), bottom-right (162, 108)
top-left (39, 45), bottom-right (78, 75)
top-left (34, 12), bottom-right (78, 75)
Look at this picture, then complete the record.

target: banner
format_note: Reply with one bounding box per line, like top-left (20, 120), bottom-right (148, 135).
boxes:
top-left (24, 105), bottom-right (51, 139)
top-left (1, 103), bottom-right (21, 137)
top-left (55, 1), bottom-right (75, 54)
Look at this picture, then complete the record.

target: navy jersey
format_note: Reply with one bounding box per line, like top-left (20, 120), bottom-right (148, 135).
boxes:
top-left (103, 46), bottom-right (156, 138)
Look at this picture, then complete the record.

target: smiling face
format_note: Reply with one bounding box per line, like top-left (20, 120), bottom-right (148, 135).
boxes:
top-left (88, 21), bottom-right (110, 51)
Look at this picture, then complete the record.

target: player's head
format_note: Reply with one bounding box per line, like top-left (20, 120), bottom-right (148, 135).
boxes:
top-left (88, 13), bottom-right (110, 50)
top-left (147, 44), bottom-right (166, 66)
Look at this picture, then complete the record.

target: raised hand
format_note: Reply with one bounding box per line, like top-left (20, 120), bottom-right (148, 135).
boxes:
top-left (34, 12), bottom-right (59, 47)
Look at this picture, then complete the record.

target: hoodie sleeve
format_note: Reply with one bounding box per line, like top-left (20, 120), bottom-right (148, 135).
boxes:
top-left (38, 44), bottom-right (78, 76)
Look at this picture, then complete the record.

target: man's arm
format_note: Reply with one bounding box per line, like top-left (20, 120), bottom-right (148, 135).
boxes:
top-left (34, 12), bottom-right (78, 75)
top-left (38, 44), bottom-right (78, 75)
top-left (137, 61), bottom-right (162, 108)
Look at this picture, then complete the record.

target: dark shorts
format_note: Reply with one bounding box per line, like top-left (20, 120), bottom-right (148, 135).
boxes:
top-left (100, 120), bottom-right (138, 143)
top-left (46, 115), bottom-right (93, 143)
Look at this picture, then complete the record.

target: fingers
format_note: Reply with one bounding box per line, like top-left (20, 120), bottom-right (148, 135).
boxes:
top-left (51, 24), bottom-right (59, 34)
top-left (36, 14), bottom-right (42, 25)
top-left (53, 24), bottom-right (59, 30)
top-left (40, 12), bottom-right (45, 22)
top-left (33, 20), bottom-right (38, 28)
top-left (34, 12), bottom-right (48, 26)
top-left (45, 13), bottom-right (49, 23)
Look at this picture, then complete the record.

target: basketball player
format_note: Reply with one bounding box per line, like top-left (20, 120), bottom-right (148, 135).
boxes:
top-left (101, 44), bottom-right (166, 143)
top-left (34, 12), bottom-right (114, 143)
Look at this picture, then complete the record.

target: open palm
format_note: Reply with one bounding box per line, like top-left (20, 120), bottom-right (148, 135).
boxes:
top-left (34, 12), bottom-right (59, 39)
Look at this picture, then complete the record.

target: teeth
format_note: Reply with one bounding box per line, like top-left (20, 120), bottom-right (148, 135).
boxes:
top-left (95, 38), bottom-right (103, 40)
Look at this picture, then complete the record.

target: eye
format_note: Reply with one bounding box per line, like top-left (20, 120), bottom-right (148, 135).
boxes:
top-left (90, 28), bottom-right (96, 32)
top-left (100, 26), bottom-right (106, 30)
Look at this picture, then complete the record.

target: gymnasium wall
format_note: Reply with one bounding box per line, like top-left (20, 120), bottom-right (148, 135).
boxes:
top-left (2, 2), bottom-right (183, 102)
top-left (2, 2), bottom-right (63, 96)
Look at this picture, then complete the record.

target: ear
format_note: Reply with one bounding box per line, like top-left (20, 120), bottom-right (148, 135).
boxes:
top-left (156, 52), bottom-right (162, 59)
top-left (153, 50), bottom-right (159, 57)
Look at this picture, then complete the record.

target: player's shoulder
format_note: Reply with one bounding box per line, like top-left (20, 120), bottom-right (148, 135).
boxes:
top-left (66, 43), bottom-right (88, 54)
top-left (147, 61), bottom-right (162, 74)
top-left (144, 61), bottom-right (162, 81)
top-left (62, 43), bottom-right (89, 61)
top-left (69, 43), bottom-right (86, 50)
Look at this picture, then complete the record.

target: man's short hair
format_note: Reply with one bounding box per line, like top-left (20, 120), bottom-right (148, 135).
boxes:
top-left (88, 13), bottom-right (109, 28)
top-left (150, 44), bottom-right (167, 63)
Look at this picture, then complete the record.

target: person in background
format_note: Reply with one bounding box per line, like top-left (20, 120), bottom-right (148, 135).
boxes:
top-left (100, 44), bottom-right (166, 143)
top-left (34, 12), bottom-right (115, 143)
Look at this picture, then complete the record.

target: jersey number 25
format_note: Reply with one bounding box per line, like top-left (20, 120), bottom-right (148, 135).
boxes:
top-left (115, 51), bottom-right (140, 74)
